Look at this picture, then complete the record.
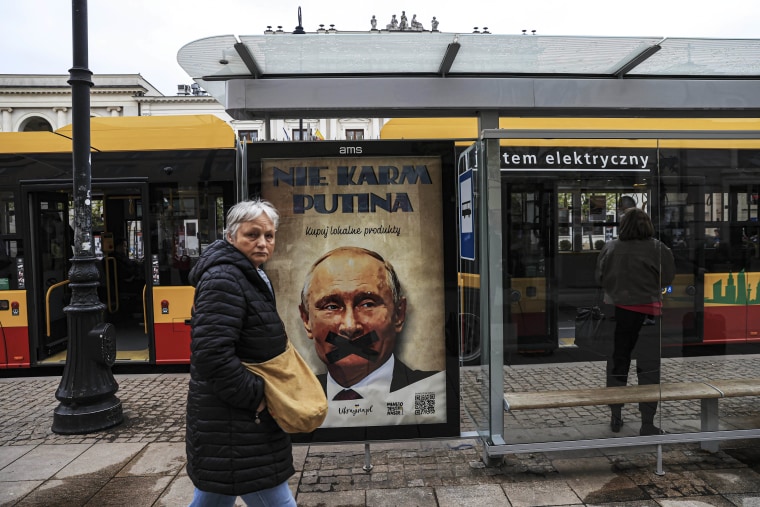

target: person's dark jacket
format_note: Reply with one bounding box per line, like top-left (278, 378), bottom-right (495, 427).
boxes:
top-left (595, 237), bottom-right (675, 306)
top-left (186, 239), bottom-right (294, 495)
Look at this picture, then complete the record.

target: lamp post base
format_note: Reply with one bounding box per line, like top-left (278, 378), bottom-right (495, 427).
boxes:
top-left (52, 396), bottom-right (123, 434)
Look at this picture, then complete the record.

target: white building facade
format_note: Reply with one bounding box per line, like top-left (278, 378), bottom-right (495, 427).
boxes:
top-left (0, 74), bottom-right (385, 141)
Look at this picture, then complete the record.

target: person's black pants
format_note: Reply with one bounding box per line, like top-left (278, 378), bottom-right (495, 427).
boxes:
top-left (606, 306), bottom-right (661, 424)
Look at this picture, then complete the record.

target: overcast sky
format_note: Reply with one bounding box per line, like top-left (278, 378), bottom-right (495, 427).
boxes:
top-left (1, 0), bottom-right (758, 96)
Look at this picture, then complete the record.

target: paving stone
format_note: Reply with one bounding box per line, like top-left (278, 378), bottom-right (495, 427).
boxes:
top-left (0, 480), bottom-right (43, 507)
top-left (694, 468), bottom-right (760, 494)
top-left (55, 442), bottom-right (145, 479)
top-left (155, 473), bottom-right (195, 507)
top-left (296, 489), bottom-right (365, 507)
top-left (503, 479), bottom-right (583, 506)
top-left (723, 493), bottom-right (760, 506)
top-left (552, 456), bottom-right (650, 504)
top-left (117, 441), bottom-right (185, 476)
top-left (366, 487), bottom-right (437, 506)
top-left (657, 496), bottom-right (738, 506)
top-left (0, 444), bottom-right (90, 481)
top-left (82, 475), bottom-right (173, 507)
top-left (292, 443), bottom-right (309, 471)
top-left (435, 484), bottom-right (509, 506)
top-left (14, 477), bottom-right (108, 507)
top-left (0, 445), bottom-right (34, 470)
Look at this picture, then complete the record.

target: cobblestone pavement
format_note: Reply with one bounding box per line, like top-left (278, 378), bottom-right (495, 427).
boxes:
top-left (1, 356), bottom-right (759, 506)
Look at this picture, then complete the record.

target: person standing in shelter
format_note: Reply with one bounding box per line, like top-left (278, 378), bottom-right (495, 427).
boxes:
top-left (595, 207), bottom-right (675, 436)
top-left (185, 199), bottom-right (296, 506)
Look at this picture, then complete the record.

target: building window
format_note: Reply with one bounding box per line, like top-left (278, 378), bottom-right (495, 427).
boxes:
top-left (239, 130), bottom-right (258, 142)
top-left (346, 129), bottom-right (364, 140)
top-left (21, 117), bottom-right (53, 132)
top-left (291, 129), bottom-right (308, 141)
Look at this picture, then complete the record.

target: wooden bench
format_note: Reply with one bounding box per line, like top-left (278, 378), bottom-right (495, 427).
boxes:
top-left (504, 379), bottom-right (760, 451)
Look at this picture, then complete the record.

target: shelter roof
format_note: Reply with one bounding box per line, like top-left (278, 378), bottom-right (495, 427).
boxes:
top-left (177, 33), bottom-right (760, 119)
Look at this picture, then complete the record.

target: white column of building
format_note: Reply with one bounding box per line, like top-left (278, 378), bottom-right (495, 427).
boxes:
top-left (1, 108), bottom-right (12, 132)
top-left (329, 118), bottom-right (338, 140)
top-left (107, 106), bottom-right (122, 117)
top-left (53, 107), bottom-right (68, 129)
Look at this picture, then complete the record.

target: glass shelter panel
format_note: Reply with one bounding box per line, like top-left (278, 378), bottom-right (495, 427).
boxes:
top-left (464, 132), bottom-right (760, 451)
top-left (457, 144), bottom-right (490, 436)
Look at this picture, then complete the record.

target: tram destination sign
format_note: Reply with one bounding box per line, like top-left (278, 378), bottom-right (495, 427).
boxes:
top-left (500, 147), bottom-right (656, 172)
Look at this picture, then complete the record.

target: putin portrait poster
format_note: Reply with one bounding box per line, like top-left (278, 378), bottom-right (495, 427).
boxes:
top-left (253, 141), bottom-right (459, 441)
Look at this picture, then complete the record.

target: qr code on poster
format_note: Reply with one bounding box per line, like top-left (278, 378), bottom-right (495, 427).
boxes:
top-left (414, 392), bottom-right (435, 415)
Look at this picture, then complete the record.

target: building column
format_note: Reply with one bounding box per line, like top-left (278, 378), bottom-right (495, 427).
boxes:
top-left (1, 108), bottom-right (12, 132)
top-left (53, 107), bottom-right (68, 129)
top-left (107, 106), bottom-right (122, 117)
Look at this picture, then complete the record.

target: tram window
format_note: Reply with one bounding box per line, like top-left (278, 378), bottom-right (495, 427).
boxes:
top-left (0, 192), bottom-right (18, 234)
top-left (214, 196), bottom-right (225, 240)
top-left (150, 184), bottom-right (229, 286)
top-left (589, 195), bottom-right (607, 221)
top-left (737, 191), bottom-right (755, 222)
top-left (557, 193), bottom-right (573, 251)
top-left (704, 192), bottom-right (728, 222)
top-left (125, 221), bottom-right (143, 261)
top-left (0, 239), bottom-right (21, 290)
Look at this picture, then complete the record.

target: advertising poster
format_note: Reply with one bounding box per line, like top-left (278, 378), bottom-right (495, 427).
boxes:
top-left (256, 141), bottom-right (458, 440)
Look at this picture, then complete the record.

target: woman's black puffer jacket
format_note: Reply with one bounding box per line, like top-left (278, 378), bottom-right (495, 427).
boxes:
top-left (186, 239), bottom-right (294, 495)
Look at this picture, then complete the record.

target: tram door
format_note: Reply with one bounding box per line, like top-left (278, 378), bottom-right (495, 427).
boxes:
top-left (25, 183), bottom-right (151, 365)
top-left (27, 191), bottom-right (72, 360)
top-left (99, 187), bottom-right (150, 361)
top-left (503, 181), bottom-right (557, 353)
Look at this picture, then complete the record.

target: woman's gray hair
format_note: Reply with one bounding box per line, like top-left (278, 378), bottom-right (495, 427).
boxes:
top-left (224, 199), bottom-right (280, 240)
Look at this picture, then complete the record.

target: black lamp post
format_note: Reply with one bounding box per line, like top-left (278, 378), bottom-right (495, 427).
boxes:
top-left (52, 0), bottom-right (123, 434)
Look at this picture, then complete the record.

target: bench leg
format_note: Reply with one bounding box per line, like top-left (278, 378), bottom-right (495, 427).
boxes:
top-left (700, 398), bottom-right (719, 452)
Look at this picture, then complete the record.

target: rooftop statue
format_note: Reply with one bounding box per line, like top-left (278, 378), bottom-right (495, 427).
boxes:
top-left (411, 14), bottom-right (423, 31)
top-left (377, 13), bottom-right (437, 32)
top-left (399, 11), bottom-right (408, 30)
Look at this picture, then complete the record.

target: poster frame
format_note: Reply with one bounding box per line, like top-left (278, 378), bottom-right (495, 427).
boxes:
top-left (246, 140), bottom-right (461, 442)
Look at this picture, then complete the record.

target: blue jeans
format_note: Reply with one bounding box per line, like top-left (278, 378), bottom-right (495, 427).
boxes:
top-left (189, 480), bottom-right (296, 507)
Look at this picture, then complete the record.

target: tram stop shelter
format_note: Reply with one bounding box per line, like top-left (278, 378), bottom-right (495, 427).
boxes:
top-left (178, 31), bottom-right (760, 465)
